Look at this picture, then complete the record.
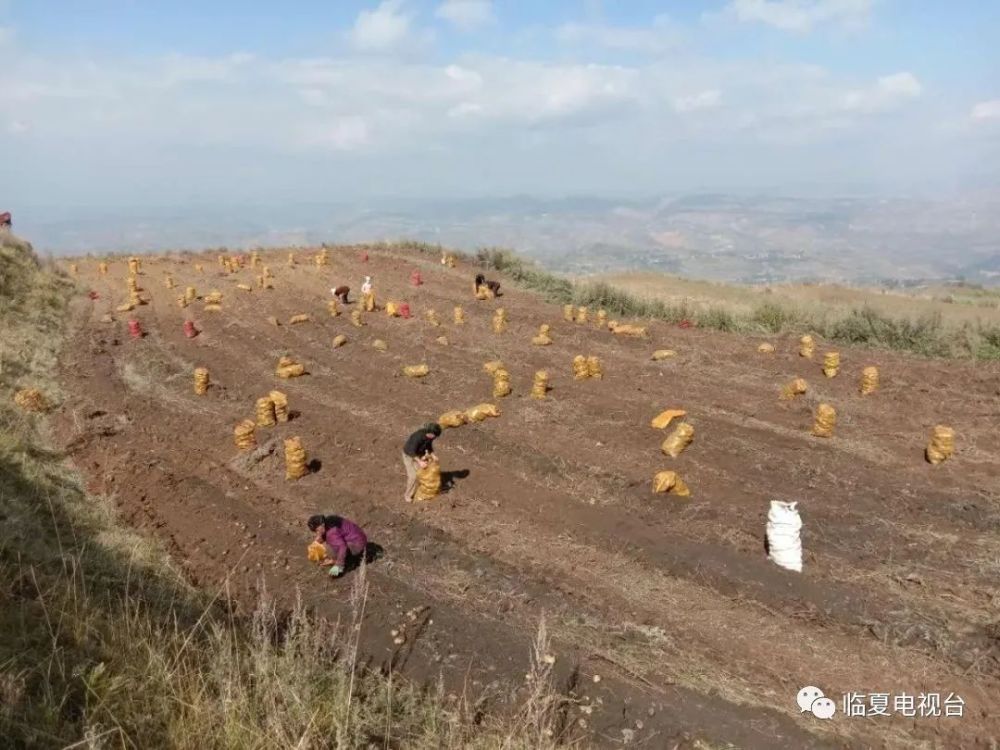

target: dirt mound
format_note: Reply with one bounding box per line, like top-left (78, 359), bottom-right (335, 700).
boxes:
top-left (54, 247), bottom-right (1000, 748)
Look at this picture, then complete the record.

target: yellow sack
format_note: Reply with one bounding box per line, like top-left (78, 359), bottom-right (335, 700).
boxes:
top-left (307, 541), bottom-right (326, 563)
top-left (779, 378), bottom-right (808, 400)
top-left (267, 315), bottom-right (279, 326)
top-left (332, 334), bottom-right (347, 348)
top-left (234, 420), bottom-right (257, 451)
top-left (204, 290), bottom-right (223, 304)
top-left (176, 296), bottom-right (188, 309)
top-left (328, 299), bottom-right (341, 316)
top-left (492, 308), bottom-right (508, 334)
top-left (465, 403), bottom-right (500, 422)
top-left (812, 404), bottom-right (836, 438)
top-left (563, 304), bottom-right (574, 322)
top-left (860, 366), bottom-right (879, 396)
top-left (385, 301), bottom-right (399, 317)
top-left (822, 351), bottom-right (840, 378)
top-left (595, 309), bottom-right (608, 328)
top-left (651, 349), bottom-right (677, 361)
top-left (475, 286), bottom-right (494, 300)
top-left (492, 369), bottom-right (511, 398)
top-left (572, 355), bottom-right (589, 380)
top-left (436, 336), bottom-right (449, 346)
top-left (438, 410), bottom-right (467, 428)
top-left (193, 368), bottom-right (210, 395)
top-left (194, 263), bottom-right (204, 273)
top-left (415, 457), bottom-right (441, 501)
top-left (255, 397), bottom-right (276, 427)
top-left (576, 306), bottom-right (589, 323)
top-left (453, 306), bottom-right (465, 324)
top-left (269, 390), bottom-right (289, 422)
top-left (586, 356), bottom-right (603, 379)
top-left (611, 323), bottom-right (647, 337)
top-left (13, 389), bottom-right (49, 413)
top-left (164, 274), bottom-right (174, 289)
top-left (237, 283), bottom-right (253, 292)
top-left (652, 470), bottom-right (691, 497)
top-left (661, 423), bottom-right (694, 457)
top-left (799, 335), bottom-right (815, 359)
top-left (116, 302), bottom-right (134, 313)
top-left (426, 309), bottom-right (441, 327)
top-left (531, 371), bottom-right (549, 399)
top-left (289, 313), bottom-right (310, 324)
top-left (758, 342), bottom-right (775, 353)
top-left (926, 425), bottom-right (954, 464)
top-left (287, 252), bottom-right (296, 266)
top-left (99, 262), bottom-right (109, 275)
top-left (403, 364), bottom-right (430, 378)
top-left (532, 323), bottom-right (552, 346)
top-left (351, 309), bottom-right (364, 327)
top-left (204, 303), bottom-right (223, 312)
top-left (651, 408), bottom-right (686, 430)
top-left (373, 339), bottom-right (388, 352)
top-left (185, 286), bottom-right (197, 302)
top-left (363, 291), bottom-right (376, 312)
top-left (284, 436), bottom-right (308, 480)
top-left (483, 360), bottom-right (504, 375)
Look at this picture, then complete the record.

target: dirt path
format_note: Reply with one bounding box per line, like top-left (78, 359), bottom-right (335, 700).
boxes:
top-left (54, 248), bottom-right (1000, 748)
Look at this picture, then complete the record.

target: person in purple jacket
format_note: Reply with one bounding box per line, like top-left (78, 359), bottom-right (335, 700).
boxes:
top-left (307, 514), bottom-right (368, 577)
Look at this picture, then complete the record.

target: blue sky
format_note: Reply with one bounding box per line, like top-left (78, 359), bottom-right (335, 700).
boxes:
top-left (1, 1), bottom-right (998, 207)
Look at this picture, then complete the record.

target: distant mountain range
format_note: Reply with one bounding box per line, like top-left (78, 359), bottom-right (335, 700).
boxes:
top-left (15, 191), bottom-right (1000, 286)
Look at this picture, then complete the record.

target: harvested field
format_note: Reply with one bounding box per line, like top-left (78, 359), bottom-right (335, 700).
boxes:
top-left (55, 246), bottom-right (1000, 748)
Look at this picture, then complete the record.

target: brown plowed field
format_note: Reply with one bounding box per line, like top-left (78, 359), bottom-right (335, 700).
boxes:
top-left (55, 247), bottom-right (999, 748)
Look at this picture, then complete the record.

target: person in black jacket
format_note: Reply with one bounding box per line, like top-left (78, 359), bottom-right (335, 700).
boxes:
top-left (402, 423), bottom-right (441, 503)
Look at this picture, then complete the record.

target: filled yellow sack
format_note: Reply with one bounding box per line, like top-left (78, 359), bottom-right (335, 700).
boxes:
top-left (176, 296), bottom-right (188, 309)
top-left (276, 357), bottom-right (305, 378)
top-left (332, 334), bottom-right (347, 348)
top-left (267, 315), bottom-right (279, 326)
top-left (652, 470), bottom-right (691, 497)
top-left (438, 410), bottom-right (467, 428)
top-left (127, 257), bottom-right (140, 275)
top-left (307, 541), bottom-right (327, 563)
top-left (483, 360), bottom-right (504, 375)
top-left (99, 262), bottom-right (108, 275)
top-left (812, 403), bottom-right (836, 438)
top-left (256, 396), bottom-right (276, 427)
top-left (237, 283), bottom-right (253, 292)
top-left (651, 408), bottom-right (686, 430)
top-left (13, 389), bottom-right (49, 413)
top-left (651, 349), bottom-right (677, 360)
top-left (779, 378), bottom-right (808, 400)
top-left (351, 309), bottom-right (364, 327)
top-left (116, 302), bottom-right (135, 313)
top-left (284, 436), bottom-right (309, 480)
top-left (425, 310), bottom-right (441, 327)
top-left (492, 369), bottom-right (512, 398)
top-left (436, 336), bottom-right (449, 346)
top-left (465, 403), bottom-right (500, 422)
top-left (363, 291), bottom-right (376, 312)
top-left (287, 252), bottom-right (296, 266)
top-left (164, 274), bottom-right (175, 289)
top-left (234, 419), bottom-right (257, 451)
top-left (610, 323), bottom-right (647, 337)
top-left (415, 457), bottom-right (441, 501)
top-left (572, 355), bottom-right (589, 380)
top-left (269, 390), bottom-right (289, 422)
top-left (128, 290), bottom-right (142, 307)
top-left (475, 286), bottom-right (493, 300)
top-left (563, 304), bottom-right (574, 322)
top-left (595, 309), bottom-right (608, 328)
top-left (531, 323), bottom-right (552, 346)
top-left (194, 263), bottom-right (204, 273)
top-left (586, 356), bottom-right (603, 379)
top-left (403, 364), bottom-right (430, 378)
top-left (576, 306), bottom-right (589, 323)
top-left (185, 286), bottom-right (197, 302)
top-left (204, 303), bottom-right (223, 312)
top-left (385, 301), bottom-right (399, 317)
top-left (926, 425), bottom-right (955, 464)
top-left (289, 313), bottom-right (310, 324)
top-left (492, 308), bottom-right (508, 334)
top-left (453, 306), bottom-right (465, 324)
top-left (758, 342), bottom-right (775, 353)
top-left (822, 351), bottom-right (840, 378)
top-left (531, 370), bottom-right (549, 399)
top-left (328, 300), bottom-right (341, 316)
top-left (373, 339), bottom-right (388, 352)
top-left (193, 367), bottom-right (210, 395)
top-left (661, 422), bottom-right (694, 457)
top-left (860, 366), bottom-right (879, 395)
top-left (799, 335), bottom-right (815, 359)
top-left (204, 290), bottom-right (223, 304)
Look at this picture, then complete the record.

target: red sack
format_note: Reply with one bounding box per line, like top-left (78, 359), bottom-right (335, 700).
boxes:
top-left (127, 320), bottom-right (143, 339)
top-left (359, 252), bottom-right (369, 263)
top-left (87, 291), bottom-right (100, 300)
top-left (399, 303), bottom-right (411, 319)
top-left (183, 320), bottom-right (198, 338)
top-left (410, 270), bottom-right (423, 286)
top-left (678, 319), bottom-right (694, 329)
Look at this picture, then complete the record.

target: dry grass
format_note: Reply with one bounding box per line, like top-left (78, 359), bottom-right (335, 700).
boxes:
top-left (1, 236), bottom-right (574, 750)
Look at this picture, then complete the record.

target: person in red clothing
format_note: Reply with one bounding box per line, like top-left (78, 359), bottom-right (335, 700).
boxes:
top-left (307, 514), bottom-right (368, 577)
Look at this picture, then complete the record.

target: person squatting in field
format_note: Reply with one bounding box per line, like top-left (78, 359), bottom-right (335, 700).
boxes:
top-left (307, 514), bottom-right (368, 577)
top-left (402, 422), bottom-right (441, 503)
top-left (330, 285), bottom-right (350, 303)
top-left (474, 273), bottom-right (501, 296)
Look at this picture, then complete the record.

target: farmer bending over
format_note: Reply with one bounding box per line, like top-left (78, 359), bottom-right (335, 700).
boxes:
top-left (307, 514), bottom-right (368, 577)
top-left (402, 422), bottom-right (441, 503)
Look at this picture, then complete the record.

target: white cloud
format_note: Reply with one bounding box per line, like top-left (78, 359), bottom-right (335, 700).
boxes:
top-left (350, 0), bottom-right (412, 51)
top-left (841, 71), bottom-right (921, 113)
top-left (555, 15), bottom-right (678, 55)
top-left (721, 0), bottom-right (874, 33)
top-left (435, 0), bottom-right (494, 31)
top-left (674, 89), bottom-right (722, 113)
top-left (970, 99), bottom-right (1000, 122)
top-left (7, 119), bottom-right (28, 134)
top-left (304, 116), bottom-right (370, 150)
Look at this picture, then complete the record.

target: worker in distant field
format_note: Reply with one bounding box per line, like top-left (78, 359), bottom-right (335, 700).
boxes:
top-left (330, 284), bottom-right (350, 303)
top-left (474, 273), bottom-right (501, 297)
top-left (307, 514), bottom-right (369, 577)
top-left (402, 422), bottom-right (441, 503)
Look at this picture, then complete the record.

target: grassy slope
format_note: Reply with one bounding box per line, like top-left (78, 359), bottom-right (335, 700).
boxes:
top-left (0, 236), bottom-right (566, 750)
